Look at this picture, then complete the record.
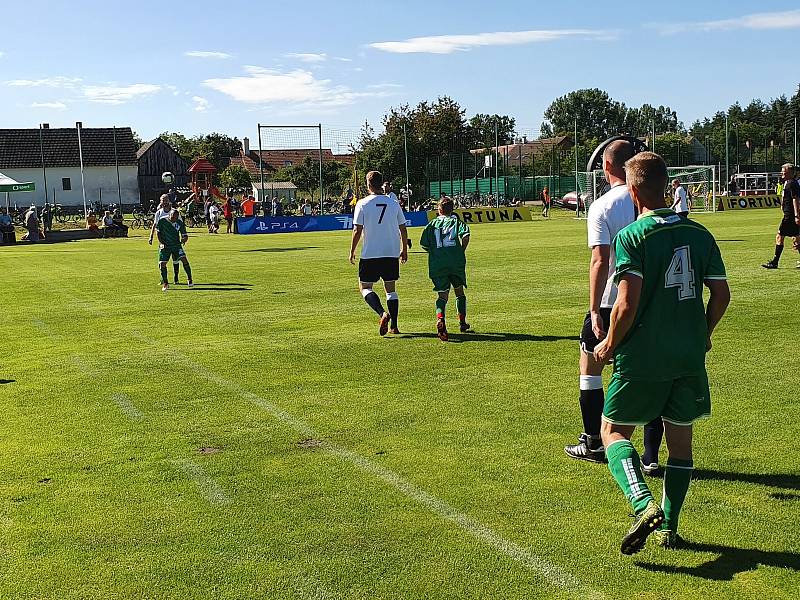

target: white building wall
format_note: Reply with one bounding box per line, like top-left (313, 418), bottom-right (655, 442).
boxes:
top-left (1, 166), bottom-right (139, 207)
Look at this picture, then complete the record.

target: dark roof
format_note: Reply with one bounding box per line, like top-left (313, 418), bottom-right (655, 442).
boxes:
top-left (0, 127), bottom-right (138, 169)
top-left (250, 149), bottom-right (337, 172)
top-left (188, 158), bottom-right (217, 173)
top-left (225, 153), bottom-right (262, 178)
top-left (136, 138), bottom-right (159, 159)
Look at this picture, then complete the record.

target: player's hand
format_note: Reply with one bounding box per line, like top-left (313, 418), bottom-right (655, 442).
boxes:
top-left (590, 310), bottom-right (606, 341)
top-left (400, 249), bottom-right (408, 264)
top-left (795, 216), bottom-right (800, 226)
top-left (348, 252), bottom-right (355, 265)
top-left (148, 237), bottom-right (153, 245)
top-left (593, 339), bottom-right (612, 365)
top-left (181, 235), bottom-right (188, 244)
top-left (706, 337), bottom-right (712, 352)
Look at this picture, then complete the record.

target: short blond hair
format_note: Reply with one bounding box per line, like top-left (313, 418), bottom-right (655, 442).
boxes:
top-left (366, 170), bottom-right (384, 191)
top-left (625, 152), bottom-right (668, 202)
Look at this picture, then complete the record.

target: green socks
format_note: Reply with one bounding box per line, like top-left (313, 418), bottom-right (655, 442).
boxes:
top-left (456, 295), bottom-right (467, 320)
top-left (436, 297), bottom-right (447, 319)
top-left (159, 264), bottom-right (168, 284)
top-left (662, 458), bottom-right (693, 531)
top-left (183, 261), bottom-right (192, 282)
top-left (607, 440), bottom-right (654, 515)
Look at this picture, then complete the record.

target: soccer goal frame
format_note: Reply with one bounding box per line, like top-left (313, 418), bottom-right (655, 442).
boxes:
top-left (256, 124), bottom-right (324, 214)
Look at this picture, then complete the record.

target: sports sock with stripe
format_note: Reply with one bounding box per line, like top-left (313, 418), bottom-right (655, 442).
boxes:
top-left (662, 457), bottom-right (693, 531)
top-left (436, 297), bottom-right (447, 320)
top-left (361, 289), bottom-right (385, 317)
top-left (579, 376), bottom-right (604, 438)
top-left (456, 295), bottom-right (467, 320)
top-left (607, 439), bottom-right (653, 515)
top-left (386, 292), bottom-right (399, 329)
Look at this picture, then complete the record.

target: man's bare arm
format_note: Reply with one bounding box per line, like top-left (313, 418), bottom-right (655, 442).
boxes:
top-left (589, 244), bottom-right (611, 338)
top-left (595, 274), bottom-right (642, 363)
top-left (349, 225), bottom-right (363, 264)
top-left (399, 224), bottom-right (408, 263)
top-left (704, 279), bottom-right (731, 350)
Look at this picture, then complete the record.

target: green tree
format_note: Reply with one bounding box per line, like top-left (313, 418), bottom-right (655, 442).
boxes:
top-left (467, 114), bottom-right (516, 149)
top-left (219, 164), bottom-right (252, 190)
top-left (541, 88), bottom-right (628, 139)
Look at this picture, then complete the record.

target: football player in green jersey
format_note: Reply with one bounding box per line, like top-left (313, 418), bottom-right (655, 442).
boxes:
top-left (593, 152), bottom-right (730, 554)
top-left (157, 210), bottom-right (194, 292)
top-left (420, 197), bottom-right (471, 341)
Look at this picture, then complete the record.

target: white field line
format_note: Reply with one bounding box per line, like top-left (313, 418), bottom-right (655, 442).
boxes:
top-left (71, 355), bottom-right (99, 376)
top-left (128, 331), bottom-right (600, 599)
top-left (31, 318), bottom-right (59, 340)
top-left (171, 458), bottom-right (231, 507)
top-left (111, 392), bottom-right (144, 421)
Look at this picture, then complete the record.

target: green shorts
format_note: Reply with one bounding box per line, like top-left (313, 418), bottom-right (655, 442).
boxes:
top-left (430, 268), bottom-right (467, 292)
top-left (159, 245), bottom-right (185, 263)
top-left (603, 372), bottom-right (711, 426)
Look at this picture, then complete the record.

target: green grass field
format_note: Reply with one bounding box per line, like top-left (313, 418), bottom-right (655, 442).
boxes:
top-left (2, 208), bottom-right (799, 599)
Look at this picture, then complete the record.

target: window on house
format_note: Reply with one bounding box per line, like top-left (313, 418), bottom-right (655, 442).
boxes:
top-left (62, 177), bottom-right (71, 191)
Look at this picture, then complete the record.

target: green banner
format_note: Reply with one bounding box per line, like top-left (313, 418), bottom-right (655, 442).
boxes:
top-left (0, 182), bottom-right (35, 192)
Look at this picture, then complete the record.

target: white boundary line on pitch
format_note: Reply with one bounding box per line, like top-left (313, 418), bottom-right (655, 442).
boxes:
top-left (127, 330), bottom-right (602, 599)
top-left (111, 392), bottom-right (144, 421)
top-left (170, 458), bottom-right (231, 507)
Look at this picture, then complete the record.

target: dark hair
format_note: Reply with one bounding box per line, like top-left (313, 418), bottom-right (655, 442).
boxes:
top-left (439, 197), bottom-right (454, 214)
top-left (366, 170), bottom-right (384, 190)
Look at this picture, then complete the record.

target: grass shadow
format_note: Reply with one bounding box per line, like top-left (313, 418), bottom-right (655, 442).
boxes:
top-left (181, 286), bottom-right (251, 292)
top-left (241, 247), bottom-right (320, 253)
top-left (692, 468), bottom-right (800, 491)
top-left (635, 541), bottom-right (800, 581)
top-left (395, 332), bottom-right (580, 343)
top-left (716, 239), bottom-right (745, 243)
top-left (0, 379), bottom-right (14, 385)
top-left (190, 282), bottom-right (253, 287)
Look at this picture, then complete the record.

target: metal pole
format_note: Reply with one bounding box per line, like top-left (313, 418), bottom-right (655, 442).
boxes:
top-left (651, 120), bottom-right (656, 153)
top-left (403, 122), bottom-right (410, 204)
top-left (38, 125), bottom-right (48, 206)
top-left (794, 116), bottom-right (798, 166)
top-left (725, 116), bottom-right (729, 185)
top-left (113, 126), bottom-right (123, 214)
top-left (76, 121), bottom-right (88, 217)
top-left (318, 124), bottom-right (324, 214)
top-left (257, 123), bottom-right (265, 207)
top-left (494, 120), bottom-right (499, 207)
top-left (574, 118), bottom-right (579, 213)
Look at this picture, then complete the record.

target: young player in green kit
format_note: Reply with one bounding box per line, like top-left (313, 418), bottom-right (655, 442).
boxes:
top-left (157, 210), bottom-right (194, 292)
top-left (593, 152), bottom-right (730, 554)
top-left (420, 197), bottom-right (471, 341)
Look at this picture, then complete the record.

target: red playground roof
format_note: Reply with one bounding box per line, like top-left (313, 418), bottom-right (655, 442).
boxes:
top-left (188, 158), bottom-right (217, 173)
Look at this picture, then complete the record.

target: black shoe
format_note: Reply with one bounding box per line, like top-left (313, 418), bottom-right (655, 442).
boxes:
top-left (565, 433), bottom-right (606, 463)
top-left (459, 321), bottom-right (471, 333)
top-left (762, 261), bottom-right (778, 269)
top-left (407, 239), bottom-right (413, 249)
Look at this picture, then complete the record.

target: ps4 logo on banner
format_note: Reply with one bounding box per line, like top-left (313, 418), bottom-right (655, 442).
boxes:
top-left (255, 220), bottom-right (299, 231)
top-left (335, 216), bottom-right (353, 229)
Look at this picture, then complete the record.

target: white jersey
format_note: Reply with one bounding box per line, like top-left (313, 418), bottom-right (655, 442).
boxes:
top-left (387, 191), bottom-right (399, 204)
top-left (154, 207), bottom-right (170, 223)
top-left (672, 186), bottom-right (689, 213)
top-left (353, 193), bottom-right (406, 259)
top-left (586, 183), bottom-right (636, 308)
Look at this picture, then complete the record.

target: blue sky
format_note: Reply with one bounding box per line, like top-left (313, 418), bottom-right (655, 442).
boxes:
top-left (2, 1), bottom-right (799, 143)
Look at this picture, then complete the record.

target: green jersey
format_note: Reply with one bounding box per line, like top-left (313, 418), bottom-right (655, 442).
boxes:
top-left (420, 215), bottom-right (470, 273)
top-left (157, 217), bottom-right (181, 248)
top-left (612, 208), bottom-right (727, 381)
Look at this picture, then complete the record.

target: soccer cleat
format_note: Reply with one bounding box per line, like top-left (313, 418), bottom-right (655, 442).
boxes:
top-left (459, 320), bottom-right (471, 333)
top-left (761, 261), bottom-right (778, 269)
top-left (161, 283), bottom-right (169, 292)
top-left (389, 327), bottom-right (401, 335)
top-left (642, 462), bottom-right (661, 476)
top-left (652, 529), bottom-right (683, 549)
top-left (187, 281), bottom-right (194, 289)
top-left (378, 313), bottom-right (390, 336)
top-left (564, 433), bottom-right (606, 463)
top-left (621, 500), bottom-right (665, 555)
top-left (437, 318), bottom-right (449, 342)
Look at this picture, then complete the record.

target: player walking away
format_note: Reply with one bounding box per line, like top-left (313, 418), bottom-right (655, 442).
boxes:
top-left (541, 187), bottom-right (551, 217)
top-left (349, 171), bottom-right (409, 336)
top-left (565, 140), bottom-right (664, 472)
top-left (593, 152), bottom-right (730, 554)
top-left (671, 179), bottom-right (690, 218)
top-left (762, 163), bottom-right (800, 269)
top-left (170, 212), bottom-right (190, 284)
top-left (148, 194), bottom-right (172, 246)
top-left (157, 210), bottom-right (194, 292)
top-left (420, 197), bottom-right (471, 341)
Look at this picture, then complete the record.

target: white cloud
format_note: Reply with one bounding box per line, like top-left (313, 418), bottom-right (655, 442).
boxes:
top-left (192, 96), bottom-right (210, 112)
top-left (367, 83), bottom-right (403, 89)
top-left (655, 9), bottom-right (800, 35)
top-left (83, 83), bottom-right (161, 104)
top-left (5, 76), bottom-right (81, 88)
top-left (0, 52), bottom-right (5, 59)
top-left (285, 52), bottom-right (327, 63)
top-left (203, 66), bottom-right (390, 109)
top-left (185, 50), bottom-right (232, 59)
top-left (370, 29), bottom-right (617, 54)
top-left (333, 56), bottom-right (353, 62)
top-left (31, 101), bottom-right (67, 110)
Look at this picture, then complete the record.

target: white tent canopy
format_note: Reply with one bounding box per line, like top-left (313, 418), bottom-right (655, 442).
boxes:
top-left (0, 171), bottom-right (35, 211)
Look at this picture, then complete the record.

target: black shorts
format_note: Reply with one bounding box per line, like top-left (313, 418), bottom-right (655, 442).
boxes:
top-left (580, 308), bottom-right (612, 354)
top-left (359, 257), bottom-right (400, 283)
top-left (778, 216), bottom-right (799, 237)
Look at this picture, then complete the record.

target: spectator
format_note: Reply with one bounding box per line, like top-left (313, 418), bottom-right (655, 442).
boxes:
top-left (25, 206), bottom-right (40, 242)
top-left (541, 186), bottom-right (551, 218)
top-left (86, 211), bottom-right (99, 235)
top-left (728, 175), bottom-right (739, 196)
top-left (241, 195), bottom-right (256, 217)
top-left (301, 198), bottom-right (313, 216)
top-left (209, 202), bottom-right (220, 233)
top-left (101, 210), bottom-right (116, 237)
top-left (222, 196), bottom-right (234, 233)
top-left (112, 208), bottom-right (129, 237)
top-left (41, 202), bottom-right (53, 233)
top-left (383, 181), bottom-right (400, 204)
top-left (0, 208), bottom-right (14, 244)
top-left (272, 196), bottom-right (283, 216)
top-left (203, 194), bottom-right (212, 231)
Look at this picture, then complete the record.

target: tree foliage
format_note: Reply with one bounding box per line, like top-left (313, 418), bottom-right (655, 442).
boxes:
top-left (272, 156), bottom-right (351, 200)
top-left (219, 164), bottom-right (252, 190)
top-left (160, 131), bottom-right (242, 174)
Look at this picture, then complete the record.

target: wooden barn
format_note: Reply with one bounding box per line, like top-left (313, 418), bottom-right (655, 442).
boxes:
top-left (137, 138), bottom-right (190, 209)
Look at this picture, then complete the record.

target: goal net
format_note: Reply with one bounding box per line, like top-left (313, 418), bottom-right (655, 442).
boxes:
top-left (577, 165), bottom-right (717, 215)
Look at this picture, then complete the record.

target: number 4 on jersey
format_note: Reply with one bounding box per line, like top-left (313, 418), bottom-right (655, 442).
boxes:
top-left (665, 245), bottom-right (696, 300)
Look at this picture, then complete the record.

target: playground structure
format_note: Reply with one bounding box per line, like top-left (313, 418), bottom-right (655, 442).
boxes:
top-left (188, 158), bottom-right (227, 203)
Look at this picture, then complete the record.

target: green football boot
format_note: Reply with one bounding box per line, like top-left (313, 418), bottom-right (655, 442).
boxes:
top-left (653, 529), bottom-right (683, 549)
top-left (621, 500), bottom-right (664, 555)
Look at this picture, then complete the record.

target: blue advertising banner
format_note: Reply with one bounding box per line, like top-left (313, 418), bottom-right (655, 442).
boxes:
top-left (237, 211), bottom-right (429, 235)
